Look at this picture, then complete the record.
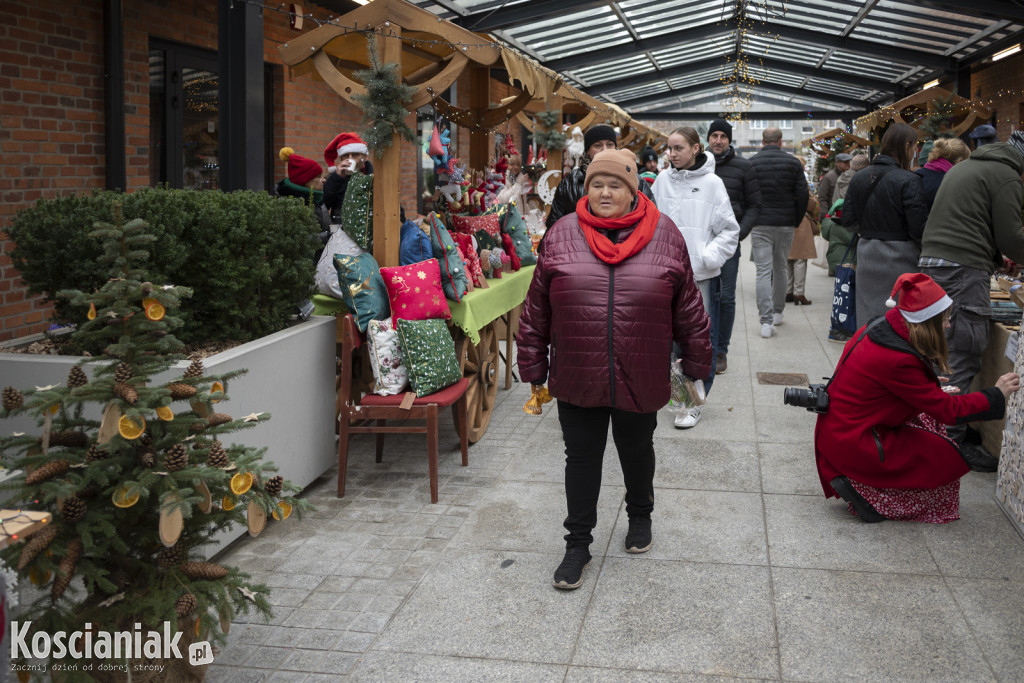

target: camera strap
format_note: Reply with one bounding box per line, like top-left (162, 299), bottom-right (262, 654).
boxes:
top-left (824, 317), bottom-right (884, 392)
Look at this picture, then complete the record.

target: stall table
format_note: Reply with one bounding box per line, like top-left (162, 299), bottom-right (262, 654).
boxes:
top-left (972, 321), bottom-right (1017, 457)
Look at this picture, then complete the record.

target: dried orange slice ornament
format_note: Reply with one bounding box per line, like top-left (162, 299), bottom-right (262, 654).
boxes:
top-left (142, 297), bottom-right (160, 309)
top-left (221, 495), bottom-right (237, 511)
top-left (272, 501), bottom-right (293, 521)
top-left (156, 405), bottom-right (174, 421)
top-left (47, 403), bottom-right (60, 415)
top-left (112, 485), bottom-right (140, 508)
top-left (87, 302), bottom-right (97, 320)
top-left (230, 472), bottom-right (253, 495)
top-left (117, 414), bottom-right (146, 440)
top-left (29, 567), bottom-right (52, 586)
top-left (209, 382), bottom-right (224, 403)
top-left (145, 302), bottom-right (166, 321)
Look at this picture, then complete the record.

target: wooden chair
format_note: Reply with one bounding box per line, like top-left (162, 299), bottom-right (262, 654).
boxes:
top-left (336, 314), bottom-right (470, 503)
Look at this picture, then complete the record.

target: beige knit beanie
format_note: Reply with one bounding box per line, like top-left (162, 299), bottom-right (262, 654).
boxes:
top-left (584, 148), bottom-right (639, 196)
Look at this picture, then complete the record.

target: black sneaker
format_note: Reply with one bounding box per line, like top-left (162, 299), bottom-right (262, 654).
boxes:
top-left (625, 518), bottom-right (653, 553)
top-left (552, 546), bottom-right (592, 590)
top-left (830, 476), bottom-right (885, 523)
top-left (959, 443), bottom-right (999, 472)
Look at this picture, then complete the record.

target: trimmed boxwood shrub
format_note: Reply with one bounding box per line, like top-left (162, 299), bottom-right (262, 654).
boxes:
top-left (6, 187), bottom-right (319, 345)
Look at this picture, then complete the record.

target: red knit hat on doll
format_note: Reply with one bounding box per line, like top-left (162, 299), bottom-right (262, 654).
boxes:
top-left (279, 147), bottom-right (322, 186)
top-left (885, 273), bottom-right (953, 323)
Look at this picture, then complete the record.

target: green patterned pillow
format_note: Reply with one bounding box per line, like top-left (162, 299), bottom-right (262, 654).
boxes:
top-left (340, 173), bottom-right (374, 251)
top-left (474, 228), bottom-right (497, 251)
top-left (396, 318), bottom-right (462, 396)
top-left (497, 202), bottom-right (537, 266)
top-left (333, 252), bottom-right (390, 333)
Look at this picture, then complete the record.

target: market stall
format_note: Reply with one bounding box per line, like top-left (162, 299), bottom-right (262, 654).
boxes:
top-left (854, 86), bottom-right (992, 142)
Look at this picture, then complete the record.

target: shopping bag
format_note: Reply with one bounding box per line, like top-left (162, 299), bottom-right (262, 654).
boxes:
top-left (811, 235), bottom-right (829, 269)
top-left (830, 238), bottom-right (858, 334)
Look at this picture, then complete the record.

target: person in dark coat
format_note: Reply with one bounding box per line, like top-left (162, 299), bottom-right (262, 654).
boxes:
top-left (322, 132), bottom-right (374, 222)
top-left (749, 128), bottom-right (809, 338)
top-left (913, 137), bottom-right (970, 210)
top-left (842, 123), bottom-right (929, 326)
top-left (545, 125), bottom-right (655, 228)
top-left (518, 148), bottom-right (711, 591)
top-left (816, 273), bottom-right (1018, 523)
top-left (275, 146), bottom-right (330, 236)
top-left (706, 118), bottom-right (761, 374)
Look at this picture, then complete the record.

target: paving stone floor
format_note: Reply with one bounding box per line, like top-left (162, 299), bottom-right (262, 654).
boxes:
top-left (208, 254), bottom-right (1024, 682)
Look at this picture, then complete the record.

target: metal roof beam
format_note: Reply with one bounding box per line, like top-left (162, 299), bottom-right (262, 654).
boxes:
top-left (767, 23), bottom-right (954, 69)
top-left (454, 0), bottom-right (608, 32)
top-left (913, 0), bottom-right (1024, 23)
top-left (635, 90), bottom-right (843, 112)
top-left (616, 80), bottom-right (867, 110)
top-left (547, 20), bottom-right (735, 71)
top-left (842, 0), bottom-right (882, 36)
top-left (958, 26), bottom-right (1024, 65)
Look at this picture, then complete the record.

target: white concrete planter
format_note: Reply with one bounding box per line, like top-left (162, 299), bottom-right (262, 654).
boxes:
top-left (0, 315), bottom-right (338, 554)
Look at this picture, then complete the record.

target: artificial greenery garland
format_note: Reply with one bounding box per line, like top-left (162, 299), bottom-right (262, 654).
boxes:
top-left (352, 33), bottom-right (418, 150)
top-left (533, 110), bottom-right (567, 151)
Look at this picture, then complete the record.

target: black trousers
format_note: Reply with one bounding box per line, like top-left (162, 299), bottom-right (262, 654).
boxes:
top-left (557, 401), bottom-right (658, 548)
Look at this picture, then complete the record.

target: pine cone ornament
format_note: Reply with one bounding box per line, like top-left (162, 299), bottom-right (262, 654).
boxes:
top-left (2, 386), bottom-right (24, 412)
top-left (61, 496), bottom-right (87, 523)
top-left (207, 441), bottom-right (229, 469)
top-left (43, 430), bottom-right (89, 448)
top-left (180, 561), bottom-right (229, 580)
top-left (25, 459), bottom-right (70, 486)
top-left (114, 382), bottom-right (138, 405)
top-left (265, 475), bottom-right (283, 496)
top-left (51, 538), bottom-right (83, 602)
top-left (139, 450), bottom-right (156, 468)
top-left (17, 522), bottom-right (59, 570)
top-left (184, 359), bottom-right (204, 379)
top-left (157, 543), bottom-right (185, 568)
top-left (114, 363), bottom-right (133, 383)
top-left (165, 443), bottom-right (188, 472)
top-left (175, 592), bottom-right (197, 617)
top-left (67, 366), bottom-right (88, 389)
top-left (86, 444), bottom-right (107, 462)
top-left (207, 413), bottom-right (232, 427)
top-left (140, 431), bottom-right (154, 447)
top-left (167, 382), bottom-right (197, 400)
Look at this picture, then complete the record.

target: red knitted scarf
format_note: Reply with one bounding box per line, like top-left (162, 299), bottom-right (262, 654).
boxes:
top-left (575, 193), bottom-right (659, 264)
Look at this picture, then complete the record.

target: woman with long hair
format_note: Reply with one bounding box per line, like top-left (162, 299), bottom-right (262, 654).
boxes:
top-left (815, 273), bottom-right (1019, 523)
top-left (841, 123), bottom-right (929, 325)
top-left (651, 126), bottom-right (738, 429)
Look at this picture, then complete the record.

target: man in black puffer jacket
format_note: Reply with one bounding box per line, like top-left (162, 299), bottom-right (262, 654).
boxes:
top-left (707, 119), bottom-right (761, 373)
top-left (546, 125), bottom-right (655, 228)
top-left (749, 128), bottom-right (809, 339)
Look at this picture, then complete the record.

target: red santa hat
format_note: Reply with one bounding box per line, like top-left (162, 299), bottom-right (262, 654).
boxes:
top-left (324, 132), bottom-right (368, 170)
top-left (885, 273), bottom-right (952, 324)
top-left (279, 147), bottom-right (322, 186)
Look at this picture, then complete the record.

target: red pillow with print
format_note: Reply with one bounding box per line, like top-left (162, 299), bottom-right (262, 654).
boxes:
top-left (451, 214), bottom-right (501, 242)
top-left (380, 259), bottom-right (452, 322)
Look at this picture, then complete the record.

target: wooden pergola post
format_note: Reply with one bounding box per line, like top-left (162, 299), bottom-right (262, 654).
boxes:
top-left (543, 92), bottom-right (562, 173)
top-left (373, 25), bottom-right (402, 269)
top-left (469, 67), bottom-right (491, 172)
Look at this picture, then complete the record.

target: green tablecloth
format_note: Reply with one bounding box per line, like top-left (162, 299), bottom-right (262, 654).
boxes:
top-left (448, 266), bottom-right (536, 345)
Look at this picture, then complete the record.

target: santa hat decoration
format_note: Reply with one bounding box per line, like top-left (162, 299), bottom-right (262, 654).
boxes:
top-left (324, 132), bottom-right (368, 171)
top-left (884, 273), bottom-right (952, 324)
top-left (504, 133), bottom-right (517, 157)
top-left (279, 147), bottom-right (322, 186)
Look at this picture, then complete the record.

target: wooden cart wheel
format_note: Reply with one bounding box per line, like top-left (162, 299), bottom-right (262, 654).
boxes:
top-left (456, 322), bottom-right (500, 443)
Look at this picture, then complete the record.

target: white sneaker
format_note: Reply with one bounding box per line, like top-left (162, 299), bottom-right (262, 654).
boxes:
top-left (674, 406), bottom-right (702, 429)
top-left (773, 312), bottom-right (784, 326)
top-left (760, 323), bottom-right (775, 338)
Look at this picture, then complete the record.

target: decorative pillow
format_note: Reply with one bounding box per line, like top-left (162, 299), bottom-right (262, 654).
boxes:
top-left (451, 214), bottom-right (500, 241)
top-left (340, 173), bottom-right (374, 251)
top-left (474, 228), bottom-right (498, 252)
top-left (427, 213), bottom-right (469, 302)
top-left (396, 318), bottom-right (462, 396)
top-left (451, 233), bottom-right (485, 288)
top-left (316, 229), bottom-right (364, 299)
top-left (501, 233), bottom-right (521, 271)
top-left (380, 259), bottom-right (452, 322)
top-left (400, 219), bottom-right (432, 266)
top-left (333, 253), bottom-right (390, 333)
top-left (367, 318), bottom-right (408, 396)
top-left (497, 202), bottom-right (538, 266)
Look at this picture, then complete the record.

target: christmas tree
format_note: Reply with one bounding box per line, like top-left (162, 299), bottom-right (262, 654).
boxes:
top-left (0, 205), bottom-right (311, 681)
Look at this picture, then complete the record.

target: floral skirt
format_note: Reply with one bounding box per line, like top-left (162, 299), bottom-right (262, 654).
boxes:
top-left (847, 412), bottom-right (961, 524)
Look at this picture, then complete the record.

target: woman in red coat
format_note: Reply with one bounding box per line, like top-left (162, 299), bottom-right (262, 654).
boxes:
top-left (815, 273), bottom-right (1019, 523)
top-left (518, 148), bottom-right (711, 589)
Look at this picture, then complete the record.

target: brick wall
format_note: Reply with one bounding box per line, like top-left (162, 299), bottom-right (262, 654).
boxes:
top-left (969, 51), bottom-right (1024, 140)
top-left (0, 0), bottom-right (420, 342)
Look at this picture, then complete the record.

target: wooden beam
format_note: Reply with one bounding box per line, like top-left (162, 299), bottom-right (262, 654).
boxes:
top-left (469, 67), bottom-right (490, 171)
top-left (373, 26), bottom-right (402, 269)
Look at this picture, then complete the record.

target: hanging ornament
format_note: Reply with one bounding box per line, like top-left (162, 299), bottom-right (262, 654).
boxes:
top-left (159, 492), bottom-right (184, 547)
top-left (247, 501), bottom-right (267, 537)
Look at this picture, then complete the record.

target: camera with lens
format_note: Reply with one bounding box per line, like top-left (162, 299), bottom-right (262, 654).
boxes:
top-left (783, 383), bottom-right (829, 413)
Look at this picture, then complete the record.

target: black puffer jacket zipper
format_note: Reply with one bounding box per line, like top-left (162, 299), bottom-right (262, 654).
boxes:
top-left (607, 265), bottom-right (616, 406)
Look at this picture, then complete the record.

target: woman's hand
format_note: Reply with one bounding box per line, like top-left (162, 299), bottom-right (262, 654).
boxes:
top-left (995, 372), bottom-right (1021, 399)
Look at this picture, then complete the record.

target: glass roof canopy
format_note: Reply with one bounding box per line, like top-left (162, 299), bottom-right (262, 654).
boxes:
top-left (401, 0), bottom-right (1024, 116)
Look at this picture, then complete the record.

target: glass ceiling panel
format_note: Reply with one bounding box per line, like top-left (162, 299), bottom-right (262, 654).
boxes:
top-left (571, 55), bottom-right (657, 84)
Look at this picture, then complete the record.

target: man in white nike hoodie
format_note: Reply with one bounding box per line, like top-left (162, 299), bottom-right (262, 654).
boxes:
top-left (652, 126), bottom-right (739, 429)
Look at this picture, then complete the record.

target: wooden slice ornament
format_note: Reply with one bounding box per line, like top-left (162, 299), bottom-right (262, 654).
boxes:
top-left (219, 603), bottom-right (232, 635)
top-left (246, 501), bottom-right (266, 537)
top-left (191, 400), bottom-right (210, 419)
top-left (97, 402), bottom-right (122, 444)
top-left (195, 481), bottom-right (212, 513)
top-left (159, 493), bottom-right (184, 547)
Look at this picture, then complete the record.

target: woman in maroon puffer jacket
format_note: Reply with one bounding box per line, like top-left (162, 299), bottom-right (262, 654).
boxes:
top-left (517, 148), bottom-right (711, 591)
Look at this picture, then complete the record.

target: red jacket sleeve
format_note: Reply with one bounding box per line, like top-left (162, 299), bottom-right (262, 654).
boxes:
top-left (878, 355), bottom-right (1005, 424)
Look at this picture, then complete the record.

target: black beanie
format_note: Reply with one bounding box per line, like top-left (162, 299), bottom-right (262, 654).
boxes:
top-left (708, 119), bottom-right (732, 143)
top-left (640, 146), bottom-right (658, 164)
top-left (584, 124), bottom-right (617, 152)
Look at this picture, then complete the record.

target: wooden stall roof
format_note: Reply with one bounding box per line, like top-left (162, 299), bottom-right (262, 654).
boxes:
top-left (802, 127), bottom-right (872, 148)
top-left (854, 86), bottom-right (992, 139)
